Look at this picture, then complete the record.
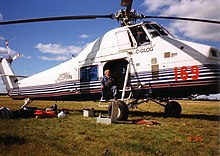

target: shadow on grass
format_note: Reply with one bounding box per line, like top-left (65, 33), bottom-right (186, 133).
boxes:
top-left (71, 109), bottom-right (220, 121)
top-left (129, 111), bottom-right (220, 121)
top-left (0, 135), bottom-right (26, 146)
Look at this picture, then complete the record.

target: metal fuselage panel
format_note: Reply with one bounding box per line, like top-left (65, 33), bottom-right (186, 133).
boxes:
top-left (9, 64), bottom-right (219, 100)
top-left (5, 22), bottom-right (220, 100)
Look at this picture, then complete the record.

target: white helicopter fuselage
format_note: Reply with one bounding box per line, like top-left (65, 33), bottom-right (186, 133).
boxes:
top-left (1, 21), bottom-right (219, 101)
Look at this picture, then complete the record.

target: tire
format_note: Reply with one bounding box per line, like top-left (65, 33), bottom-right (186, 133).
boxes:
top-left (164, 101), bottom-right (182, 117)
top-left (0, 107), bottom-right (12, 119)
top-left (108, 100), bottom-right (129, 121)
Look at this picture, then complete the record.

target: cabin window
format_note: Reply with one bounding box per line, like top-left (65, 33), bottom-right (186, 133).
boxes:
top-left (171, 53), bottom-right (177, 57)
top-left (210, 49), bottom-right (218, 57)
top-left (80, 65), bottom-right (98, 82)
top-left (116, 30), bottom-right (132, 49)
top-left (151, 58), bottom-right (157, 64)
top-left (151, 64), bottom-right (159, 80)
top-left (164, 52), bottom-right (171, 58)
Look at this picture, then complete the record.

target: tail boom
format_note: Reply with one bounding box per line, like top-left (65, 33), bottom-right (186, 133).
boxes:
top-left (0, 58), bottom-right (18, 92)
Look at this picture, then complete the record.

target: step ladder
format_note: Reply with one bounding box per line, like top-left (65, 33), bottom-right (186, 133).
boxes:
top-left (98, 55), bottom-right (133, 107)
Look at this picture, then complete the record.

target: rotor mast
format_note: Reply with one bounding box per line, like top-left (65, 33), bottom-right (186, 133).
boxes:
top-left (115, 0), bottom-right (143, 26)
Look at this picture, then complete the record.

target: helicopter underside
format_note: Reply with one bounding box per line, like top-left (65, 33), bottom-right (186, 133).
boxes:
top-left (9, 63), bottom-right (219, 101)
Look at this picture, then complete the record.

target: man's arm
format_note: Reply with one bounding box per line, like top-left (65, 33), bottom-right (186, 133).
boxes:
top-left (100, 76), bottom-right (105, 88)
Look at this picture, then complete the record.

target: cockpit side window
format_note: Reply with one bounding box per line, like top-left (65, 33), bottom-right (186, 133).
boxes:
top-left (145, 24), bottom-right (160, 38)
top-left (150, 24), bottom-right (168, 36)
top-left (129, 26), bottom-right (150, 46)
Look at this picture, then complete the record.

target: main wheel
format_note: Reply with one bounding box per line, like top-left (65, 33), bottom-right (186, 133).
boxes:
top-left (164, 101), bottom-right (182, 117)
top-left (108, 100), bottom-right (129, 121)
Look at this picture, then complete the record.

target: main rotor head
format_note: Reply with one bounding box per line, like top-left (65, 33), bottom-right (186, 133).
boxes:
top-left (114, 0), bottom-right (142, 26)
top-left (114, 9), bottom-right (143, 26)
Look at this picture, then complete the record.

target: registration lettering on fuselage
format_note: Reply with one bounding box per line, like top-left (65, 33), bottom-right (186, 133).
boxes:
top-left (135, 46), bottom-right (153, 54)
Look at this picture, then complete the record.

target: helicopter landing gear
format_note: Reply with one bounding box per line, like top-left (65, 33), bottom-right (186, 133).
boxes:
top-left (21, 98), bottom-right (33, 109)
top-left (127, 98), bottom-right (182, 117)
top-left (145, 99), bottom-right (182, 117)
top-left (164, 101), bottom-right (182, 117)
top-left (108, 100), bottom-right (129, 121)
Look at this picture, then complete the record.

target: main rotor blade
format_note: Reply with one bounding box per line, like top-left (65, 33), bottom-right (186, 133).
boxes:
top-left (0, 15), bottom-right (113, 25)
top-left (143, 15), bottom-right (220, 24)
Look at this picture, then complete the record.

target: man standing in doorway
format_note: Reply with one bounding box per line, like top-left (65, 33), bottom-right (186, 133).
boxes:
top-left (101, 69), bottom-right (117, 100)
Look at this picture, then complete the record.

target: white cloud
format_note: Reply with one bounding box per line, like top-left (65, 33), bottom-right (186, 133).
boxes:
top-left (21, 54), bottom-right (32, 59)
top-left (0, 47), bottom-right (7, 54)
top-left (79, 34), bottom-right (89, 39)
top-left (143, 0), bottom-right (220, 42)
top-left (0, 37), bottom-right (6, 56)
top-left (0, 36), bottom-right (5, 40)
top-left (169, 22), bottom-right (220, 41)
top-left (36, 43), bottom-right (83, 61)
top-left (143, 0), bottom-right (177, 13)
top-left (0, 46), bottom-right (17, 57)
top-left (38, 56), bottom-right (68, 61)
top-left (0, 44), bottom-right (31, 59)
top-left (0, 13), bottom-right (3, 20)
top-left (36, 43), bottom-right (82, 55)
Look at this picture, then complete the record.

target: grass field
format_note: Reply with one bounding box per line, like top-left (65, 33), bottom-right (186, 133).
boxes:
top-left (0, 96), bottom-right (219, 156)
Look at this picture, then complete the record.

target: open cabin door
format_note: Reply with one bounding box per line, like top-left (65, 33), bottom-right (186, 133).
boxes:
top-left (103, 59), bottom-right (128, 91)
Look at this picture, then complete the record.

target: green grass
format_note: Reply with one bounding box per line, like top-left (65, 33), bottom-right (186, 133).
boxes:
top-left (0, 96), bottom-right (219, 156)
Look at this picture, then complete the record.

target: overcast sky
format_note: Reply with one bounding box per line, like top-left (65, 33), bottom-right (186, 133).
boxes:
top-left (0, 0), bottom-right (220, 93)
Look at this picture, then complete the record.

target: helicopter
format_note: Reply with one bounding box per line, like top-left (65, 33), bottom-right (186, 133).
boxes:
top-left (0, 0), bottom-right (219, 120)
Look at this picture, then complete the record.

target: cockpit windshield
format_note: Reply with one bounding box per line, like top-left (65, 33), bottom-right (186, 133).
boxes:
top-left (144, 23), bottom-right (168, 38)
top-left (128, 22), bottom-right (171, 47)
